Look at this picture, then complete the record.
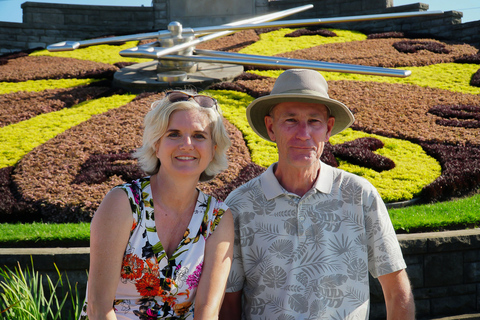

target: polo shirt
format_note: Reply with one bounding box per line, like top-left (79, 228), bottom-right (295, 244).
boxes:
top-left (225, 161), bottom-right (406, 320)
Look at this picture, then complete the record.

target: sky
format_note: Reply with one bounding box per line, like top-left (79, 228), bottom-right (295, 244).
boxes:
top-left (0, 0), bottom-right (478, 24)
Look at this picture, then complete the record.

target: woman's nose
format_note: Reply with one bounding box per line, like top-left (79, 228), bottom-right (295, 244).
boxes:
top-left (180, 136), bottom-right (194, 149)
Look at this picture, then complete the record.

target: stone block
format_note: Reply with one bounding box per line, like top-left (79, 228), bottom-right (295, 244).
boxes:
top-left (413, 284), bottom-right (476, 300)
top-left (405, 262), bottom-right (423, 288)
top-left (465, 262), bottom-right (480, 283)
top-left (398, 236), bottom-right (428, 254)
top-left (413, 299), bottom-right (430, 318)
top-left (426, 230), bottom-right (480, 253)
top-left (430, 294), bottom-right (476, 317)
top-left (424, 252), bottom-right (463, 287)
top-left (64, 14), bottom-right (88, 25)
top-left (369, 302), bottom-right (387, 320)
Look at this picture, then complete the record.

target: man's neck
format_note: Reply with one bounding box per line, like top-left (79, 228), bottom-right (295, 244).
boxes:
top-left (273, 161), bottom-right (320, 197)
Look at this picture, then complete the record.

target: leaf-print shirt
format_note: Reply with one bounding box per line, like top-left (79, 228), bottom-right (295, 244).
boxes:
top-left (225, 162), bottom-right (406, 320)
top-left (79, 177), bottom-right (228, 320)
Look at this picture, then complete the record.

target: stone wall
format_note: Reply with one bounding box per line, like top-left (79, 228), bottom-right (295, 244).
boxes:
top-left (0, 0), bottom-right (479, 55)
top-left (1, 230), bottom-right (480, 319)
top-left (0, 1), bottom-right (159, 54)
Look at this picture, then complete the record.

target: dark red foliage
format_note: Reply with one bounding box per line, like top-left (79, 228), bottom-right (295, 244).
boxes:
top-left (0, 167), bottom-right (16, 216)
top-left (393, 40), bottom-right (450, 54)
top-left (73, 153), bottom-right (145, 185)
top-left (234, 72), bottom-right (269, 81)
top-left (331, 137), bottom-right (396, 172)
top-left (255, 27), bottom-right (282, 35)
top-left (205, 163), bottom-right (266, 201)
top-left (114, 62), bottom-right (137, 69)
top-left (320, 143), bottom-right (339, 167)
top-left (471, 69), bottom-right (480, 87)
top-left (1, 85), bottom-right (125, 128)
top-left (367, 32), bottom-right (405, 39)
top-left (209, 72), bottom-right (273, 98)
top-left (419, 142), bottom-right (480, 202)
top-left (429, 105), bottom-right (480, 128)
top-left (454, 53), bottom-right (480, 64)
top-left (208, 82), bottom-right (248, 93)
top-left (0, 167), bottom-right (40, 223)
top-left (429, 105), bottom-right (480, 120)
top-left (285, 28), bottom-right (337, 38)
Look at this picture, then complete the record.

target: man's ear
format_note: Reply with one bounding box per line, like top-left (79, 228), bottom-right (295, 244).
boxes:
top-left (265, 115), bottom-right (276, 142)
top-left (325, 116), bottom-right (335, 141)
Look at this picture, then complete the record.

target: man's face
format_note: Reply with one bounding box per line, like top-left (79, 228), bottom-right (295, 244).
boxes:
top-left (265, 101), bottom-right (335, 170)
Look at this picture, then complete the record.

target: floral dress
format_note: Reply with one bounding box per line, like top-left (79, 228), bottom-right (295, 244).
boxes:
top-left (79, 177), bottom-right (228, 320)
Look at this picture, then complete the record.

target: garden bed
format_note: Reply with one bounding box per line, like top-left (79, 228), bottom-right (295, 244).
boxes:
top-left (1, 29), bottom-right (479, 228)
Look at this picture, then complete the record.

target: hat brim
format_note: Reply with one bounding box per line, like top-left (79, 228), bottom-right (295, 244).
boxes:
top-left (246, 93), bottom-right (355, 142)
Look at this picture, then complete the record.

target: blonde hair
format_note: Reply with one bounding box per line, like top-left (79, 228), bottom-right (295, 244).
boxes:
top-left (134, 93), bottom-right (231, 182)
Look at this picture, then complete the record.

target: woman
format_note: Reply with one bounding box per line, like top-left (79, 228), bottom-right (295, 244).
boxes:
top-left (80, 91), bottom-right (234, 320)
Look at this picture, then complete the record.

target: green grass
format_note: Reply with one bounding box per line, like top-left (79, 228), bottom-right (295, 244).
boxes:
top-left (0, 222), bottom-right (90, 248)
top-left (1, 190), bottom-right (479, 247)
top-left (389, 190), bottom-right (480, 233)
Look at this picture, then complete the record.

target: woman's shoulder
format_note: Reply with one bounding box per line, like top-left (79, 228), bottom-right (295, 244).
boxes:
top-left (114, 176), bottom-right (150, 192)
top-left (197, 189), bottom-right (228, 212)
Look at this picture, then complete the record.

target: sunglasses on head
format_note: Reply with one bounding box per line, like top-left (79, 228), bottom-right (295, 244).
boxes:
top-left (165, 91), bottom-right (218, 111)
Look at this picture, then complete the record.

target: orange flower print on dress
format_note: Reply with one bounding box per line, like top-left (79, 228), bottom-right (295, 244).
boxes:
top-left (173, 301), bottom-right (193, 316)
top-left (121, 254), bottom-right (144, 280)
top-left (145, 257), bottom-right (160, 277)
top-left (135, 273), bottom-right (161, 297)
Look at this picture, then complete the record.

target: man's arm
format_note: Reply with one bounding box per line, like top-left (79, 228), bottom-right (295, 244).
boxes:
top-left (219, 291), bottom-right (242, 320)
top-left (378, 269), bottom-right (415, 320)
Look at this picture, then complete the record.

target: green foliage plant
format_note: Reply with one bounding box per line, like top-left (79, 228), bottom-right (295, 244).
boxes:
top-left (330, 129), bottom-right (441, 202)
top-left (31, 41), bottom-right (151, 65)
top-left (0, 260), bottom-right (83, 320)
top-left (205, 90), bottom-right (279, 167)
top-left (239, 28), bottom-right (367, 56)
top-left (0, 79), bottom-right (100, 95)
top-left (0, 94), bottom-right (136, 168)
top-left (208, 90), bottom-right (441, 202)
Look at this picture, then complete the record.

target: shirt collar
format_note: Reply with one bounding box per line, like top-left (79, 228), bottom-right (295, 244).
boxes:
top-left (260, 161), bottom-right (333, 200)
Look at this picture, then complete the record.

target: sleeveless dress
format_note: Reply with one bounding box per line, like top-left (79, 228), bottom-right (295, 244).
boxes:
top-left (79, 177), bottom-right (228, 320)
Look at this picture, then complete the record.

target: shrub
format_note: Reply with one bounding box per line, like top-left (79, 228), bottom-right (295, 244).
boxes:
top-left (367, 31), bottom-right (405, 39)
top-left (331, 137), bottom-right (396, 172)
top-left (72, 152), bottom-right (144, 185)
top-left (428, 105), bottom-right (480, 128)
top-left (393, 40), bottom-right (450, 54)
top-left (285, 28), bottom-right (337, 37)
top-left (420, 142), bottom-right (480, 202)
top-left (471, 69), bottom-right (480, 87)
top-left (454, 53), bottom-right (480, 64)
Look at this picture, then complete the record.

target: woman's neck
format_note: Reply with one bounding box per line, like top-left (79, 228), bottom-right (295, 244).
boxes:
top-left (150, 171), bottom-right (199, 213)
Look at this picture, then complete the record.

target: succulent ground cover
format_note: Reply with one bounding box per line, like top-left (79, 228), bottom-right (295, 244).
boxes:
top-left (0, 28), bottom-right (479, 230)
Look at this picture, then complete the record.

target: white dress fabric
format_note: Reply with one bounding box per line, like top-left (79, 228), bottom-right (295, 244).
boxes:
top-left (80, 177), bottom-right (228, 319)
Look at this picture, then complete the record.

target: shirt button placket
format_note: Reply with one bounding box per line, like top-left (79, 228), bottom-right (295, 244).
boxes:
top-left (296, 198), bottom-right (306, 236)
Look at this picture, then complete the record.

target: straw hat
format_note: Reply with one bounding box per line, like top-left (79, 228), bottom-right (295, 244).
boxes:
top-left (246, 69), bottom-right (355, 142)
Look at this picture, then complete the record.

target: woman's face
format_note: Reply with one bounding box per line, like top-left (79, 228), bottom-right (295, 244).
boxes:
top-left (155, 109), bottom-right (216, 180)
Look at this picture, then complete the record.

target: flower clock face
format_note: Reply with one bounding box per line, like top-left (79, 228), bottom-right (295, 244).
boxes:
top-left (0, 29), bottom-right (479, 227)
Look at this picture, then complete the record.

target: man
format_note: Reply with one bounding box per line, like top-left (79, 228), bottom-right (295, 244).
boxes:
top-left (220, 69), bottom-right (414, 320)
